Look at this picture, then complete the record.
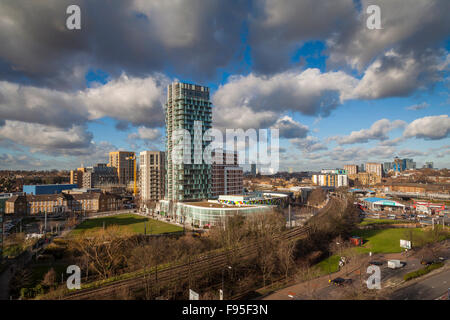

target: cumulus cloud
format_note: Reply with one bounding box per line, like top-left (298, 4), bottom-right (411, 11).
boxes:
top-left (0, 120), bottom-right (93, 155)
top-left (403, 115), bottom-right (450, 140)
top-left (331, 119), bottom-right (406, 145)
top-left (0, 74), bottom-right (169, 128)
top-left (290, 136), bottom-right (327, 152)
top-left (327, 0), bottom-right (450, 72)
top-left (212, 68), bottom-right (358, 128)
top-left (248, 0), bottom-right (356, 73)
top-left (0, 0), bottom-right (250, 88)
top-left (271, 116), bottom-right (309, 139)
top-left (128, 127), bottom-right (162, 141)
top-left (350, 51), bottom-right (448, 100)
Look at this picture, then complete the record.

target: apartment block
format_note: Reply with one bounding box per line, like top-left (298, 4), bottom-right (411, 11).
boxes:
top-left (165, 82), bottom-right (212, 201)
top-left (70, 168), bottom-right (85, 188)
top-left (140, 151), bottom-right (165, 202)
top-left (343, 165), bottom-right (358, 175)
top-left (348, 172), bottom-right (381, 186)
top-left (312, 174), bottom-right (348, 187)
top-left (211, 150), bottom-right (243, 198)
top-left (108, 151), bottom-right (135, 185)
top-left (82, 163), bottom-right (118, 188)
top-left (365, 162), bottom-right (383, 178)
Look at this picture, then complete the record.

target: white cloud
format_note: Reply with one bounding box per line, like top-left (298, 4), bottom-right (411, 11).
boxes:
top-left (212, 68), bottom-right (358, 129)
top-left (405, 102), bottom-right (430, 110)
top-left (331, 119), bottom-right (406, 145)
top-left (0, 120), bottom-right (92, 155)
top-left (271, 116), bottom-right (309, 139)
top-left (290, 136), bottom-right (327, 152)
top-left (0, 73), bottom-right (170, 129)
top-left (403, 115), bottom-right (450, 140)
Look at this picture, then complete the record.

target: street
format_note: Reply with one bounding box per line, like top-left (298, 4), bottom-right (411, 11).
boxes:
top-left (389, 268), bottom-right (450, 300)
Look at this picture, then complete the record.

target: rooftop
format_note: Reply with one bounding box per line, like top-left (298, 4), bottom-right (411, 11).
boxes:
top-left (184, 201), bottom-right (254, 208)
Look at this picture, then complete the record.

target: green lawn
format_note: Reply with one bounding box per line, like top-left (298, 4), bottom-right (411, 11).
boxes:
top-left (316, 254), bottom-right (341, 274)
top-left (70, 214), bottom-right (183, 236)
top-left (359, 218), bottom-right (415, 226)
top-left (352, 228), bottom-right (424, 253)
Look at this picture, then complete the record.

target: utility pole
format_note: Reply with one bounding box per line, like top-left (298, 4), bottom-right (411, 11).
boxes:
top-left (44, 211), bottom-right (47, 234)
top-left (288, 204), bottom-right (291, 228)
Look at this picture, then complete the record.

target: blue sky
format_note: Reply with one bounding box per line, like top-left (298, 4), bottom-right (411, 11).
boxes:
top-left (0, 0), bottom-right (449, 171)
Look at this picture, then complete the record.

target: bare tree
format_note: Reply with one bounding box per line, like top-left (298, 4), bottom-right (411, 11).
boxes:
top-left (277, 240), bottom-right (296, 281)
top-left (70, 225), bottom-right (132, 280)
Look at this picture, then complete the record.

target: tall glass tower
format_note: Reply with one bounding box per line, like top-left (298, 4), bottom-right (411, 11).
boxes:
top-left (165, 82), bottom-right (212, 201)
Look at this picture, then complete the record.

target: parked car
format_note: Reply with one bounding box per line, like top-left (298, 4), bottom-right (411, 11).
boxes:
top-left (329, 277), bottom-right (353, 286)
top-left (369, 261), bottom-right (383, 266)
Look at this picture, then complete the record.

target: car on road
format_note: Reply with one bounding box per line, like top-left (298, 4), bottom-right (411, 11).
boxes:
top-left (329, 277), bottom-right (353, 286)
top-left (369, 261), bottom-right (383, 266)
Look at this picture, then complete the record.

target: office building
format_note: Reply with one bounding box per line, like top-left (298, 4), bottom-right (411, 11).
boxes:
top-left (108, 151), bottom-right (135, 185)
top-left (211, 150), bottom-right (244, 198)
top-left (140, 151), bottom-right (165, 202)
top-left (344, 165), bottom-right (358, 175)
top-left (424, 162), bottom-right (434, 169)
top-left (251, 164), bottom-right (257, 176)
top-left (165, 82), bottom-right (212, 201)
top-left (405, 158), bottom-right (416, 170)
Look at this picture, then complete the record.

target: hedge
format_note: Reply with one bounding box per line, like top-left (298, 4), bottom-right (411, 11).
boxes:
top-left (403, 262), bottom-right (444, 281)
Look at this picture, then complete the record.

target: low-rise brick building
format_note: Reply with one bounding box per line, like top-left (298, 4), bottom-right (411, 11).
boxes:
top-left (5, 192), bottom-right (121, 215)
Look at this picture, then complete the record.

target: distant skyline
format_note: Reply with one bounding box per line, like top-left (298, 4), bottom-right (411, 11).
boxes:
top-left (0, 0), bottom-right (449, 171)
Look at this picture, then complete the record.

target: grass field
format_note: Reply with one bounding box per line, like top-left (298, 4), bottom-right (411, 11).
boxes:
top-left (70, 213), bottom-right (184, 236)
top-left (358, 218), bottom-right (415, 226)
top-left (352, 228), bottom-right (425, 253)
top-left (316, 254), bottom-right (341, 274)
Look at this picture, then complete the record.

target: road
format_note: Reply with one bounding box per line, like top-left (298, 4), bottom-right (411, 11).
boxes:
top-left (389, 267), bottom-right (450, 300)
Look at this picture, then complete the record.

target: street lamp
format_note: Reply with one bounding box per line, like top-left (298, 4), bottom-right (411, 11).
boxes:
top-left (221, 265), bottom-right (232, 300)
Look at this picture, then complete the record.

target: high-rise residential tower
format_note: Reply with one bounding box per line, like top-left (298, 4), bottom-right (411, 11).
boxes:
top-left (139, 151), bottom-right (165, 202)
top-left (165, 82), bottom-right (212, 201)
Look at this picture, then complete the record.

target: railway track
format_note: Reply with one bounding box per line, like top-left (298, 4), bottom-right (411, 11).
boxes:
top-left (61, 225), bottom-right (311, 300)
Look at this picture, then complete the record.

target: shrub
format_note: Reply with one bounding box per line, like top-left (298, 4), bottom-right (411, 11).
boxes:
top-left (403, 262), bottom-right (444, 281)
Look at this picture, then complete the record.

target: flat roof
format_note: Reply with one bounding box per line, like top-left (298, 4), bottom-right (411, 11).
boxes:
top-left (363, 197), bottom-right (390, 202)
top-left (184, 201), bottom-right (255, 208)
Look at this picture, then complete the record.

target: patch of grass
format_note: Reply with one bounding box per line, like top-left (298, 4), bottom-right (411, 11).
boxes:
top-left (403, 262), bottom-right (444, 281)
top-left (316, 254), bottom-right (341, 274)
top-left (69, 214), bottom-right (183, 236)
top-left (352, 228), bottom-right (424, 253)
top-left (359, 219), bottom-right (415, 226)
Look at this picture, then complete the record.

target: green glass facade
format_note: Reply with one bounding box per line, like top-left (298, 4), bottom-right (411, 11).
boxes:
top-left (165, 82), bottom-right (212, 201)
